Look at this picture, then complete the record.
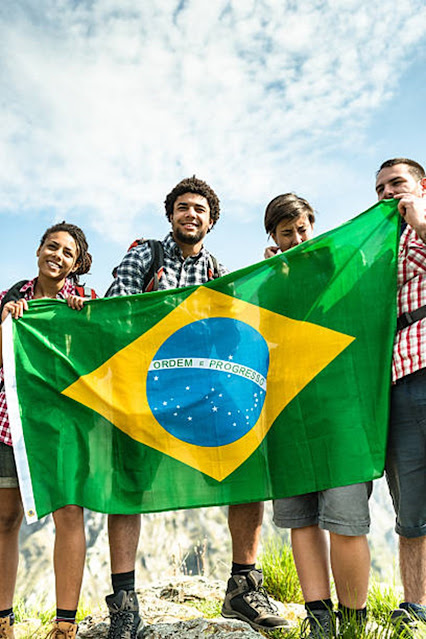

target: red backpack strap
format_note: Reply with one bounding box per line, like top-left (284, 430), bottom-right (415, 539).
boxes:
top-left (128, 238), bottom-right (144, 251)
top-left (207, 254), bottom-right (220, 280)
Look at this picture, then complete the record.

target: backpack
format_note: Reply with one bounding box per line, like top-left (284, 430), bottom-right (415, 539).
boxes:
top-left (109, 238), bottom-right (221, 293)
top-left (0, 280), bottom-right (96, 318)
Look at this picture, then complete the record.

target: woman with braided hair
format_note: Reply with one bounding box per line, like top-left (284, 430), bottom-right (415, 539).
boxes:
top-left (0, 222), bottom-right (97, 639)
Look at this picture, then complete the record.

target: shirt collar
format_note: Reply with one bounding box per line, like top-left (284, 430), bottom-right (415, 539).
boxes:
top-left (21, 278), bottom-right (76, 300)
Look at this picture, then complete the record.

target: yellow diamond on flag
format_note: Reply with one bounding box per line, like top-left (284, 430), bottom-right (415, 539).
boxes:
top-left (62, 286), bottom-right (354, 481)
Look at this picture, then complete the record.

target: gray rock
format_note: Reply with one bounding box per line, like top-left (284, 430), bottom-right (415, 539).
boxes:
top-left (77, 578), bottom-right (299, 639)
top-left (141, 617), bottom-right (260, 638)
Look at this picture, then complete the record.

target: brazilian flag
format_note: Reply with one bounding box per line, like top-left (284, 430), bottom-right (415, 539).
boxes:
top-left (3, 200), bottom-right (399, 523)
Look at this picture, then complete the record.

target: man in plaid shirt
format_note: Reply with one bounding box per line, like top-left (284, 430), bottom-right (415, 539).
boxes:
top-left (104, 176), bottom-right (288, 638)
top-left (376, 158), bottom-right (426, 630)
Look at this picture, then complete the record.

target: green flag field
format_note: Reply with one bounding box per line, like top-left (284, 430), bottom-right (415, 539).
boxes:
top-left (3, 200), bottom-right (399, 523)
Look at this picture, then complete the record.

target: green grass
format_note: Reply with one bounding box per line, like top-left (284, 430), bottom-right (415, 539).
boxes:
top-left (260, 539), bottom-right (304, 605)
top-left (13, 598), bottom-right (55, 625)
top-left (258, 539), bottom-right (426, 638)
top-left (367, 580), bottom-right (401, 626)
top-left (185, 598), bottom-right (222, 619)
top-left (13, 597), bottom-right (93, 626)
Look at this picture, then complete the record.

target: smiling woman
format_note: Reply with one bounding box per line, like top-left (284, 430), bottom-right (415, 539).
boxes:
top-left (0, 221), bottom-right (95, 639)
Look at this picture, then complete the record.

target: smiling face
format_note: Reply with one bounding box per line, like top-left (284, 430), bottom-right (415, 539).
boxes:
top-left (271, 213), bottom-right (314, 252)
top-left (36, 231), bottom-right (79, 282)
top-left (170, 192), bottom-right (213, 250)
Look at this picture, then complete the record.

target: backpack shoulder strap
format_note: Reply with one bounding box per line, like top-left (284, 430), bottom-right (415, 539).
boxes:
top-left (143, 240), bottom-right (165, 292)
top-left (0, 280), bottom-right (29, 317)
top-left (207, 253), bottom-right (220, 280)
top-left (110, 238), bottom-right (165, 293)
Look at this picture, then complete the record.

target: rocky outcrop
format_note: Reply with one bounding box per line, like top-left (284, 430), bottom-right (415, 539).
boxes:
top-left (76, 577), bottom-right (304, 639)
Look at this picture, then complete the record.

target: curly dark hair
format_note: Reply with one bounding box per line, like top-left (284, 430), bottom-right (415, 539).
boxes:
top-left (164, 176), bottom-right (220, 229)
top-left (264, 193), bottom-right (315, 236)
top-left (377, 158), bottom-right (425, 181)
top-left (39, 221), bottom-right (92, 282)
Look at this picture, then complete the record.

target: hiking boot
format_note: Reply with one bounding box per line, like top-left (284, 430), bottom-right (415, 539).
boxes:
top-left (390, 603), bottom-right (426, 638)
top-left (390, 609), bottom-right (417, 638)
top-left (221, 568), bottom-right (290, 631)
top-left (0, 614), bottom-right (15, 639)
top-left (106, 590), bottom-right (143, 639)
top-left (300, 609), bottom-right (336, 638)
top-left (45, 621), bottom-right (78, 639)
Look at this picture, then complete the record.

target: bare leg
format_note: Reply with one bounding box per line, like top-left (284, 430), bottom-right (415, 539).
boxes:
top-left (0, 488), bottom-right (23, 609)
top-left (52, 505), bottom-right (86, 610)
top-left (228, 503), bottom-right (264, 564)
top-left (330, 533), bottom-right (370, 609)
top-left (291, 525), bottom-right (330, 602)
top-left (108, 514), bottom-right (141, 573)
top-left (400, 536), bottom-right (426, 604)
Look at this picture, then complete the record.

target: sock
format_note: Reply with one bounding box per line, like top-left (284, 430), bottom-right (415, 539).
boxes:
top-left (231, 562), bottom-right (256, 575)
top-left (112, 570), bottom-right (135, 593)
top-left (338, 603), bottom-right (367, 625)
top-left (55, 609), bottom-right (77, 624)
top-left (0, 609), bottom-right (13, 619)
top-left (305, 599), bottom-right (333, 613)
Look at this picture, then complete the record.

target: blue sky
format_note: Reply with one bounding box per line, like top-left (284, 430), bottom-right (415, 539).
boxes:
top-left (1, 0), bottom-right (426, 294)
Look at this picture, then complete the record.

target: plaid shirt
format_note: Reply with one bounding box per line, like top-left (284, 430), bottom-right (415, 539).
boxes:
top-left (393, 225), bottom-right (426, 382)
top-left (0, 278), bottom-right (77, 446)
top-left (106, 233), bottom-right (228, 297)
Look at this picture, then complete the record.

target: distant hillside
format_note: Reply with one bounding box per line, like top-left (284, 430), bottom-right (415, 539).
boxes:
top-left (17, 476), bottom-right (398, 607)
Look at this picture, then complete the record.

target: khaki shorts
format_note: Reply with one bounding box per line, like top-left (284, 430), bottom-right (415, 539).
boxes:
top-left (0, 441), bottom-right (19, 488)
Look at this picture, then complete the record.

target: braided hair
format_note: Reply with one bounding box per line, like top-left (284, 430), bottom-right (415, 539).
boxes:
top-left (39, 222), bottom-right (92, 283)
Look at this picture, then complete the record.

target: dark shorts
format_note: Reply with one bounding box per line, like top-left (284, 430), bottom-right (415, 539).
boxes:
top-left (0, 441), bottom-right (19, 488)
top-left (386, 369), bottom-right (426, 538)
top-left (273, 482), bottom-right (372, 535)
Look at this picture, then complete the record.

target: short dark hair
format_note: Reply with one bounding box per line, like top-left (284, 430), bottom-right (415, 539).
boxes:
top-left (39, 221), bottom-right (92, 282)
top-left (377, 158), bottom-right (425, 181)
top-left (164, 176), bottom-right (220, 229)
top-left (264, 193), bottom-right (315, 236)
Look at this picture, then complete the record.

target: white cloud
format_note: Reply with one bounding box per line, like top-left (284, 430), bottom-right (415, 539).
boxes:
top-left (0, 0), bottom-right (425, 241)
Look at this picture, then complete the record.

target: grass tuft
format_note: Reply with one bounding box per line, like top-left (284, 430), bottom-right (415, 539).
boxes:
top-left (186, 598), bottom-right (222, 619)
top-left (259, 539), bottom-right (304, 605)
top-left (13, 597), bottom-right (93, 626)
top-left (367, 580), bottom-right (400, 626)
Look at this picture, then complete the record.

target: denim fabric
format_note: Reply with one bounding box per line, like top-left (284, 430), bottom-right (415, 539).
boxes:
top-left (386, 369), bottom-right (426, 538)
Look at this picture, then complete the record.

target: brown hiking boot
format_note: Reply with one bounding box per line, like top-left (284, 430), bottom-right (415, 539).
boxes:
top-left (0, 615), bottom-right (15, 639)
top-left (45, 621), bottom-right (78, 639)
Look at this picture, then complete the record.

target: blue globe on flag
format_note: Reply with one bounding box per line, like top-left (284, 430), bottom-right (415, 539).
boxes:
top-left (147, 317), bottom-right (270, 446)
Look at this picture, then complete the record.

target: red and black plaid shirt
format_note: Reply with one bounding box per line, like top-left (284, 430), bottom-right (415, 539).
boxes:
top-left (0, 278), bottom-right (76, 446)
top-left (393, 225), bottom-right (426, 382)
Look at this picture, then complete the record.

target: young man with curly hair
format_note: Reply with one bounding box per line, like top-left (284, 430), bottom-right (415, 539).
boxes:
top-left (105, 176), bottom-right (288, 638)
